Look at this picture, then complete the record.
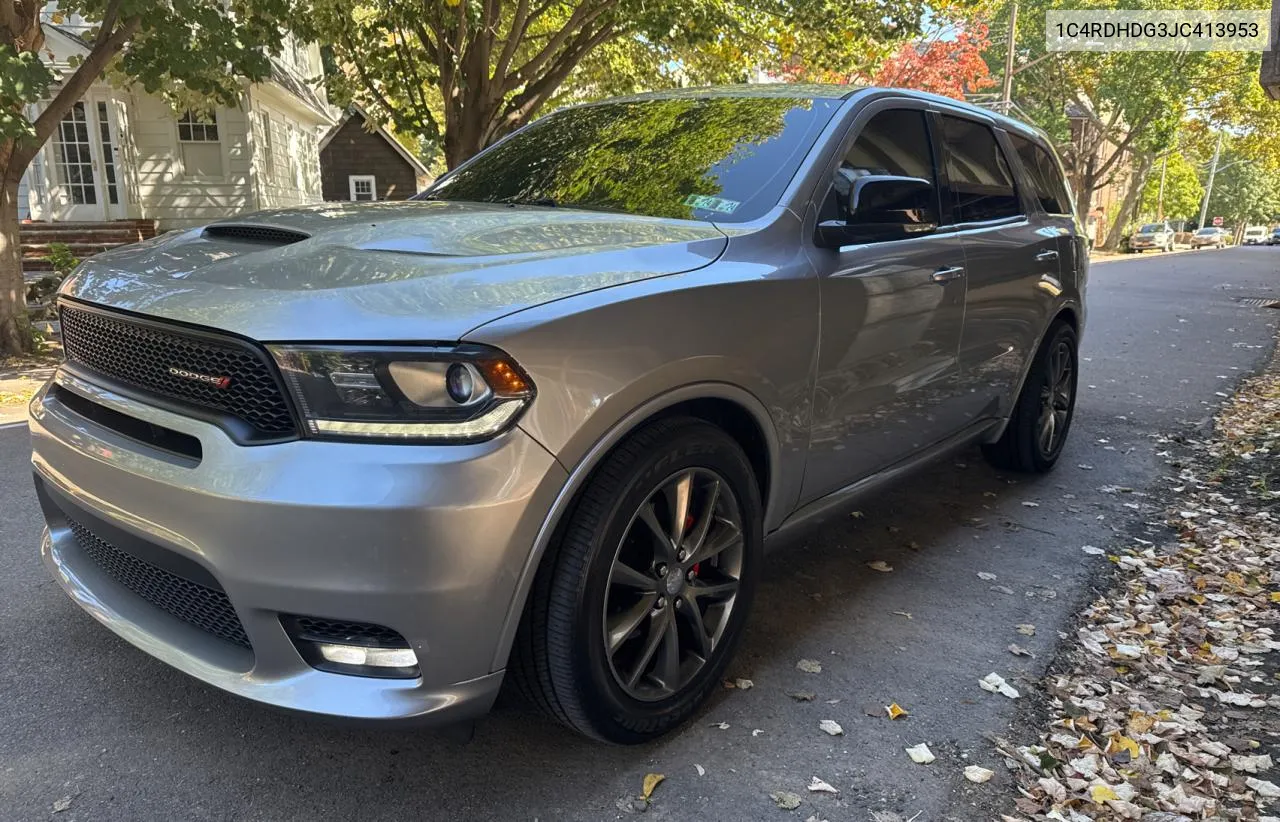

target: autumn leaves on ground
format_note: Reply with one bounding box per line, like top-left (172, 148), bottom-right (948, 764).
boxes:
top-left (993, 350), bottom-right (1280, 820)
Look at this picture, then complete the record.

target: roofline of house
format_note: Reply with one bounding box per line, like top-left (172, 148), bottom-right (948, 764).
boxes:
top-left (319, 106), bottom-right (431, 176)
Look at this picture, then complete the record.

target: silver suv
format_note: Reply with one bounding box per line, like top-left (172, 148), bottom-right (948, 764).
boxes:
top-left (31, 86), bottom-right (1085, 743)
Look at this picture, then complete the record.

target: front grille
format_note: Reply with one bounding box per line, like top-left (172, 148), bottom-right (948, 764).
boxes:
top-left (68, 518), bottom-right (251, 649)
top-left (59, 302), bottom-right (296, 441)
top-left (283, 615), bottom-right (408, 648)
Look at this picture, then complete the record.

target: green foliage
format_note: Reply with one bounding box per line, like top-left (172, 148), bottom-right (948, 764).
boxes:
top-left (1207, 156), bottom-right (1280, 227)
top-left (0, 46), bottom-right (55, 142)
top-left (44, 242), bottom-right (80, 277)
top-left (1139, 153), bottom-right (1203, 222)
top-left (25, 244), bottom-right (79, 319)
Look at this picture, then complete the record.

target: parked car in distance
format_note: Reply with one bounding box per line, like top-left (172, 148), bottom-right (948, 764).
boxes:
top-left (1269, 227), bottom-right (1280, 246)
top-left (1243, 226), bottom-right (1269, 245)
top-left (1191, 227), bottom-right (1229, 249)
top-left (30, 85), bottom-right (1086, 743)
top-left (1130, 222), bottom-right (1176, 252)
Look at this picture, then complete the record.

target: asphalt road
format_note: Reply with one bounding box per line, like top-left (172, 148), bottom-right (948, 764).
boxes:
top-left (2, 246), bottom-right (1279, 822)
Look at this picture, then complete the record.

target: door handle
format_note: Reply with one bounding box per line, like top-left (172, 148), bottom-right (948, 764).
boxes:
top-left (931, 266), bottom-right (965, 284)
top-left (1035, 249), bottom-right (1060, 262)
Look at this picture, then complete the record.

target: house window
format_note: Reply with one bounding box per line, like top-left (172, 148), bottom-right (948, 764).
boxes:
top-left (349, 175), bottom-right (377, 201)
top-left (260, 112), bottom-right (276, 182)
top-left (178, 110), bottom-right (223, 177)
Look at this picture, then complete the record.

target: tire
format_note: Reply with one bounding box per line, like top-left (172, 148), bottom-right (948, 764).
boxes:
top-left (510, 416), bottom-right (763, 743)
top-left (982, 322), bottom-right (1078, 474)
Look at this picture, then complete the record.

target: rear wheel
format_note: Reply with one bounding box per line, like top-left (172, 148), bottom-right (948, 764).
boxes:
top-left (511, 417), bottom-right (762, 743)
top-left (982, 322), bottom-right (1078, 473)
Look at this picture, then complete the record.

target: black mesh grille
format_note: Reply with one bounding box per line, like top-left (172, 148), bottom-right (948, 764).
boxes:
top-left (284, 616), bottom-right (408, 648)
top-left (59, 302), bottom-right (296, 440)
top-left (203, 225), bottom-right (310, 245)
top-left (68, 518), bottom-right (251, 649)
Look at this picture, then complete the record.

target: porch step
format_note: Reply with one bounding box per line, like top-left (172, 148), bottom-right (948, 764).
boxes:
top-left (19, 219), bottom-right (157, 278)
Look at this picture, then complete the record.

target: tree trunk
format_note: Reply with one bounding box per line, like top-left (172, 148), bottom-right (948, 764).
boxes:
top-left (1101, 154), bottom-right (1154, 251)
top-left (0, 169), bottom-right (32, 356)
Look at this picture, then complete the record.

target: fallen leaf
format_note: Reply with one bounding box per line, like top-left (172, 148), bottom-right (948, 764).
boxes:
top-left (818, 719), bottom-right (843, 736)
top-left (807, 776), bottom-right (839, 794)
top-left (753, 729), bottom-right (763, 737)
top-left (1016, 624), bottom-right (1036, 636)
top-left (964, 765), bottom-right (995, 783)
top-left (1081, 545), bottom-right (1105, 555)
top-left (641, 773), bottom-right (665, 801)
top-left (905, 743), bottom-right (935, 764)
top-left (735, 678), bottom-right (755, 690)
top-left (1008, 643), bottom-right (1034, 657)
top-left (770, 791), bottom-right (803, 810)
top-left (710, 721), bottom-right (729, 730)
top-left (52, 797), bottom-right (72, 814)
top-left (786, 690), bottom-right (816, 702)
top-left (867, 561), bottom-right (893, 573)
top-left (1090, 784), bottom-right (1119, 803)
top-left (892, 610), bottom-right (913, 619)
top-left (1022, 501), bottom-right (1040, 507)
top-left (1247, 777), bottom-right (1280, 798)
top-left (978, 572), bottom-right (998, 581)
top-left (796, 659), bottom-right (822, 674)
top-left (694, 764), bottom-right (706, 777)
top-left (978, 672), bottom-right (1020, 699)
top-left (991, 585), bottom-right (1016, 595)
top-left (886, 702), bottom-right (909, 720)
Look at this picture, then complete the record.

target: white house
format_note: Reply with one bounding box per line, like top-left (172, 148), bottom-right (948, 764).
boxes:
top-left (18, 22), bottom-right (334, 230)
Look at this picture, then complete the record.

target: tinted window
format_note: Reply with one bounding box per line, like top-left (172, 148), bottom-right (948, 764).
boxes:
top-left (820, 108), bottom-right (938, 227)
top-left (940, 116), bottom-right (1021, 222)
top-left (1139, 224), bottom-right (1163, 233)
top-left (421, 96), bottom-right (842, 223)
top-left (1009, 134), bottom-right (1072, 215)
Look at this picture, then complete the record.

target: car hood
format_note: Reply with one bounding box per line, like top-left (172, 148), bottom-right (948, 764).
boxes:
top-left (60, 200), bottom-right (728, 341)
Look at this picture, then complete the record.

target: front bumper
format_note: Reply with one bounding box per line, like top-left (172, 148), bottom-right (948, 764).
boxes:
top-left (30, 370), bottom-right (567, 724)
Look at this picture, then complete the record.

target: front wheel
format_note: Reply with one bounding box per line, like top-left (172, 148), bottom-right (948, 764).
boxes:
top-left (982, 322), bottom-right (1078, 473)
top-left (511, 417), bottom-right (762, 743)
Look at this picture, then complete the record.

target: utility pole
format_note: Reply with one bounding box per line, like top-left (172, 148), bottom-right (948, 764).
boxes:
top-left (1001, 0), bottom-right (1019, 112)
top-left (1198, 132), bottom-right (1223, 229)
top-left (1157, 155), bottom-right (1167, 220)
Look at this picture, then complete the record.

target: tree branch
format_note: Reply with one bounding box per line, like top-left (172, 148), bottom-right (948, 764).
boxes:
top-left (504, 0), bottom-right (618, 94)
top-left (30, 14), bottom-right (140, 150)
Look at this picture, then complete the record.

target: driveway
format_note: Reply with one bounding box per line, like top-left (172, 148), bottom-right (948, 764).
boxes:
top-left (2, 246), bottom-right (1278, 821)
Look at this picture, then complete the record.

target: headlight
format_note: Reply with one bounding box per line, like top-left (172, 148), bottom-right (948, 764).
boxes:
top-left (269, 344), bottom-right (534, 443)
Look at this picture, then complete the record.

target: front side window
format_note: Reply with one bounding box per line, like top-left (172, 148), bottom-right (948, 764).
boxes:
top-left (940, 116), bottom-right (1021, 223)
top-left (178, 110), bottom-right (223, 177)
top-left (1009, 134), bottom-right (1071, 215)
top-left (819, 108), bottom-right (939, 230)
top-left (422, 96), bottom-right (843, 223)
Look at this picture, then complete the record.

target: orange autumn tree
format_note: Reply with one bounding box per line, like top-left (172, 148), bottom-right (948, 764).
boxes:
top-left (872, 23), bottom-right (996, 99)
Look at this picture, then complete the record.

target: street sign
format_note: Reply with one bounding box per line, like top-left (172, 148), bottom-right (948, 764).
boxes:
top-left (1213, 216), bottom-right (1224, 226)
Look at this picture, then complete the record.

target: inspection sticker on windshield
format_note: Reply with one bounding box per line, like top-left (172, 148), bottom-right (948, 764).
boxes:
top-left (683, 194), bottom-right (740, 214)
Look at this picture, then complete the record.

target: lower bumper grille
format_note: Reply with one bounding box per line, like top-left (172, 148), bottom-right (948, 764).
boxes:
top-left (67, 518), bottom-right (251, 649)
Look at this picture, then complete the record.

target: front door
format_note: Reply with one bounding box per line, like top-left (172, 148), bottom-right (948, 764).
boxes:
top-left (48, 96), bottom-right (122, 221)
top-left (800, 105), bottom-right (969, 505)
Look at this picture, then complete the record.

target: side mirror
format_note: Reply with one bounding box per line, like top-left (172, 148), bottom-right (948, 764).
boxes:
top-left (815, 175), bottom-right (938, 248)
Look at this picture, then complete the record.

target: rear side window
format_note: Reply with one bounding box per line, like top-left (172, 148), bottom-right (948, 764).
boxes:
top-left (820, 108), bottom-right (939, 227)
top-left (940, 116), bottom-right (1021, 223)
top-left (1009, 134), bottom-right (1072, 215)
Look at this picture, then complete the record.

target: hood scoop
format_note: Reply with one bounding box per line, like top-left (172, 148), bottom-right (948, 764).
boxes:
top-left (203, 224), bottom-right (311, 245)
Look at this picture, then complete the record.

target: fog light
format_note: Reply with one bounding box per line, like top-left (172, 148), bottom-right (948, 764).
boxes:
top-left (317, 643), bottom-right (418, 669)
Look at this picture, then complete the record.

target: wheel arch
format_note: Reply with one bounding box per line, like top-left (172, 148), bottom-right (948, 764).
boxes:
top-left (490, 382), bottom-right (782, 672)
top-left (981, 302), bottom-right (1082, 444)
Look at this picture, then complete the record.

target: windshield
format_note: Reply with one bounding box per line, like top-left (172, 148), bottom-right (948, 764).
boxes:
top-left (1196, 228), bottom-right (1216, 235)
top-left (420, 96), bottom-right (843, 223)
top-left (1139, 224), bottom-right (1163, 233)
top-left (1246, 228), bottom-right (1265, 234)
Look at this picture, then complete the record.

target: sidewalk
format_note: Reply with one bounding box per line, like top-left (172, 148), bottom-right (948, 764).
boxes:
top-left (1089, 243), bottom-right (1231, 265)
top-left (0, 351), bottom-right (59, 427)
